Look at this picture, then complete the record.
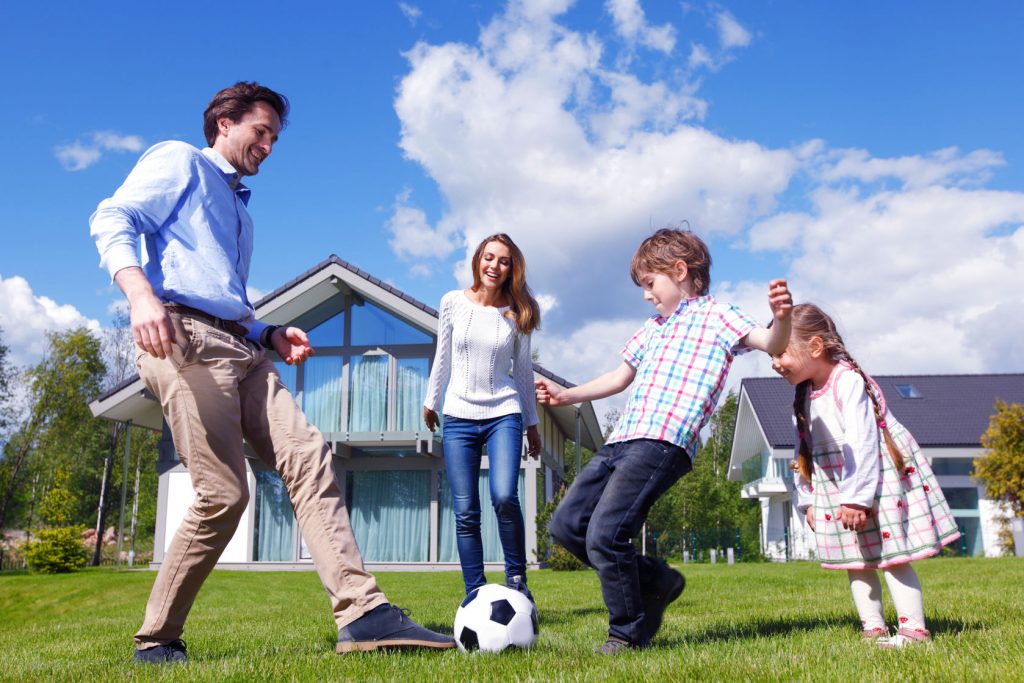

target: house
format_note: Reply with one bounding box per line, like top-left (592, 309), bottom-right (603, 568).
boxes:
top-left (89, 255), bottom-right (603, 571)
top-left (727, 373), bottom-right (1024, 560)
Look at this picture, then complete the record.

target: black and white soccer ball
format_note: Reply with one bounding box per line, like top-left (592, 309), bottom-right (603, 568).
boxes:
top-left (453, 584), bottom-right (538, 652)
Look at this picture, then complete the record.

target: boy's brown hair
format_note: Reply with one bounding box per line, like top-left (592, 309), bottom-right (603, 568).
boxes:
top-left (630, 228), bottom-right (712, 295)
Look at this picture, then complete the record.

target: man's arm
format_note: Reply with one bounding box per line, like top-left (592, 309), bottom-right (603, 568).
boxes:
top-left (535, 361), bottom-right (636, 407)
top-left (741, 278), bottom-right (792, 355)
top-left (114, 266), bottom-right (175, 360)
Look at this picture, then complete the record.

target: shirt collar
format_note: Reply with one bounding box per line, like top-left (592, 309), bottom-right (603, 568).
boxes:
top-left (201, 147), bottom-right (251, 206)
top-left (656, 294), bottom-right (712, 325)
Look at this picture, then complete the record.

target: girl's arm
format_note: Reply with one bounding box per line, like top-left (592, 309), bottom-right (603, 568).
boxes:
top-left (536, 361), bottom-right (636, 407)
top-left (836, 371), bottom-right (881, 510)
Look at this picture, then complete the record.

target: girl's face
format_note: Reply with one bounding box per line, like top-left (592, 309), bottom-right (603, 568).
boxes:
top-left (477, 240), bottom-right (512, 291)
top-left (771, 336), bottom-right (832, 388)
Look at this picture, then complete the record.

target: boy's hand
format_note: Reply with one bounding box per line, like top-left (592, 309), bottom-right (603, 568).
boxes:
top-left (535, 379), bottom-right (565, 406)
top-left (768, 279), bottom-right (792, 322)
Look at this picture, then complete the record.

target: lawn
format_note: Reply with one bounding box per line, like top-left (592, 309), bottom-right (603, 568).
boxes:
top-left (1, 558), bottom-right (1021, 682)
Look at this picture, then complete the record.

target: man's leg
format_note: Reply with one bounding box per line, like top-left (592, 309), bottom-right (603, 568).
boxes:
top-left (134, 316), bottom-right (252, 651)
top-left (584, 440), bottom-right (691, 646)
top-left (238, 357), bottom-right (387, 627)
top-left (440, 417), bottom-right (486, 594)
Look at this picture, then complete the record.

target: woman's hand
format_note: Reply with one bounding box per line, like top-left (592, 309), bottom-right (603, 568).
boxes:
top-left (837, 503), bottom-right (870, 531)
top-left (526, 425), bottom-right (541, 458)
top-left (423, 407), bottom-right (440, 432)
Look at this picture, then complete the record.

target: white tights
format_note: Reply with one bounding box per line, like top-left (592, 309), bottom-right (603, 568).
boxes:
top-left (847, 563), bottom-right (925, 631)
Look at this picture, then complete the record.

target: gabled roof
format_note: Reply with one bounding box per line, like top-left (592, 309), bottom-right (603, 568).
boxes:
top-left (89, 254), bottom-right (604, 449)
top-left (741, 373), bottom-right (1024, 448)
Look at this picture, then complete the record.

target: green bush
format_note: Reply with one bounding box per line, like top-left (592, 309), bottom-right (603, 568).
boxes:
top-left (546, 542), bottom-right (586, 571)
top-left (25, 526), bottom-right (88, 574)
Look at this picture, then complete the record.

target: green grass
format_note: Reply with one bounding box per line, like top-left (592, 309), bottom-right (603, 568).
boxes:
top-left (1, 558), bottom-right (1022, 681)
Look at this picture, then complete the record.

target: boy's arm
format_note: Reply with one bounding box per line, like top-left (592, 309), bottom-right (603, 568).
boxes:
top-left (741, 278), bottom-right (792, 355)
top-left (535, 361), bottom-right (636, 407)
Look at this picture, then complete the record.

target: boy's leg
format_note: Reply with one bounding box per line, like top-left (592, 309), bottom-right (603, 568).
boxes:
top-left (549, 443), bottom-right (617, 565)
top-left (439, 417), bottom-right (487, 594)
top-left (484, 414), bottom-right (527, 584)
top-left (239, 357), bottom-right (388, 629)
top-left (584, 440), bottom-right (691, 646)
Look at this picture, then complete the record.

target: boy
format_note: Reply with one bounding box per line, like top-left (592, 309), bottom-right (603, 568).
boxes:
top-left (535, 228), bottom-right (792, 653)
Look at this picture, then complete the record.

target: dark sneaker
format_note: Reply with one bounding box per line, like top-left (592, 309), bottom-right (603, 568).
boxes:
top-left (641, 560), bottom-right (685, 641)
top-left (595, 637), bottom-right (634, 655)
top-left (506, 575), bottom-right (535, 603)
top-left (337, 603), bottom-right (456, 653)
top-left (133, 639), bottom-right (187, 664)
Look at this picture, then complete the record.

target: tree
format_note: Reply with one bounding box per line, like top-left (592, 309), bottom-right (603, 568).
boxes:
top-left (0, 325), bottom-right (17, 441)
top-left (974, 401), bottom-right (1024, 553)
top-left (24, 464), bottom-right (88, 573)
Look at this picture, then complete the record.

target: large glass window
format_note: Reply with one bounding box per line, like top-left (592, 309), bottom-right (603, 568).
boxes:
top-left (953, 516), bottom-right (983, 556)
top-left (438, 470), bottom-right (526, 563)
top-left (351, 301), bottom-right (431, 345)
top-left (930, 458), bottom-right (975, 476)
top-left (254, 471), bottom-right (294, 562)
top-left (349, 470), bottom-right (430, 562)
top-left (396, 358), bottom-right (429, 431)
top-left (307, 311), bottom-right (344, 347)
top-left (943, 487), bottom-right (980, 512)
top-left (273, 361), bottom-right (297, 395)
top-left (303, 356), bottom-right (344, 433)
top-left (349, 355), bottom-right (388, 431)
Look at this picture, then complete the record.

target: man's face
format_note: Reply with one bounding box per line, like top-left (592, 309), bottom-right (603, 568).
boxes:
top-left (213, 101), bottom-right (281, 177)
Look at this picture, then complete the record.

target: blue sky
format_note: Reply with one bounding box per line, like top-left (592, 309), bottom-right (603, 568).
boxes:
top-left (1, 1), bottom-right (1022, 408)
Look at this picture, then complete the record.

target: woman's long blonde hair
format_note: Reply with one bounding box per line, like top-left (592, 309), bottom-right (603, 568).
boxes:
top-left (470, 233), bottom-right (541, 335)
top-left (790, 303), bottom-right (906, 482)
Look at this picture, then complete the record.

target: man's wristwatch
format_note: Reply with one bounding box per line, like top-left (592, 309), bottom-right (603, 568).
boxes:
top-left (260, 325), bottom-right (282, 350)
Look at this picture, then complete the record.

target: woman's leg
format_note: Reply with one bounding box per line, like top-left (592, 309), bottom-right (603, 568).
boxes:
top-left (847, 569), bottom-right (887, 632)
top-left (485, 414), bottom-right (527, 584)
top-left (442, 417), bottom-right (486, 594)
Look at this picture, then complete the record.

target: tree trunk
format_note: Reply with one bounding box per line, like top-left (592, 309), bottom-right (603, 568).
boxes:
top-left (91, 422), bottom-right (121, 565)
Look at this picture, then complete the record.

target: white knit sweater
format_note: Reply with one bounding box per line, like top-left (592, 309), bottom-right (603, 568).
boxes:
top-left (424, 290), bottom-right (538, 426)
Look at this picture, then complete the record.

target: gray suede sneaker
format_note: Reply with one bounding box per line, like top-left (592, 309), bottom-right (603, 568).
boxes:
top-left (133, 639), bottom-right (187, 664)
top-left (336, 603), bottom-right (456, 653)
top-left (595, 637), bottom-right (634, 655)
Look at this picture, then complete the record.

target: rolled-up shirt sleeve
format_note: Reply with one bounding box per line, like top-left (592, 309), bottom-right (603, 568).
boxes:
top-left (89, 142), bottom-right (194, 281)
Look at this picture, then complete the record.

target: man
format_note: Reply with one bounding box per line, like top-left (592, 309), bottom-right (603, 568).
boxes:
top-left (90, 81), bottom-right (454, 663)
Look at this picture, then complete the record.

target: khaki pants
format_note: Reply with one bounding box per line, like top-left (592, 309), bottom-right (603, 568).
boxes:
top-left (134, 312), bottom-right (386, 648)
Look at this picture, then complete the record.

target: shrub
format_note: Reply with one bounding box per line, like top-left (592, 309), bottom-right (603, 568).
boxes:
top-left (547, 543), bottom-right (586, 571)
top-left (25, 525), bottom-right (88, 573)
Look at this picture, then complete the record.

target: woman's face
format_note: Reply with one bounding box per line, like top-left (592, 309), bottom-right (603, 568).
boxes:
top-left (477, 240), bottom-right (513, 290)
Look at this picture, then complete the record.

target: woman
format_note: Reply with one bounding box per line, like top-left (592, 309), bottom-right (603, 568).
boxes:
top-left (424, 233), bottom-right (542, 599)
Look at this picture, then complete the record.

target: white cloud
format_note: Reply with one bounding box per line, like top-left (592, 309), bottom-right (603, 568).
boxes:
top-left (606, 0), bottom-right (676, 53)
top-left (815, 146), bottom-right (1004, 189)
top-left (715, 10), bottom-right (752, 49)
top-left (398, 2), bottom-right (421, 26)
top-left (386, 189), bottom-right (460, 270)
top-left (54, 131), bottom-right (145, 171)
top-left (0, 275), bottom-right (102, 367)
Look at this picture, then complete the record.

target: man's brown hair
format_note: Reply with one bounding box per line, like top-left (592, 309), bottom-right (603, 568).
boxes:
top-left (203, 81), bottom-right (289, 146)
top-left (630, 227), bottom-right (712, 296)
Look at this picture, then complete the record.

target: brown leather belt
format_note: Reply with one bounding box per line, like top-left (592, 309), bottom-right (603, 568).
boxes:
top-left (164, 303), bottom-right (248, 338)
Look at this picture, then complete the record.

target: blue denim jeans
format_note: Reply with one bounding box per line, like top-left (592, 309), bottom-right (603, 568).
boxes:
top-left (442, 413), bottom-right (527, 594)
top-left (549, 438), bottom-right (692, 645)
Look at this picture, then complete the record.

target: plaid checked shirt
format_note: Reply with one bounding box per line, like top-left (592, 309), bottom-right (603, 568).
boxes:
top-left (606, 295), bottom-right (757, 457)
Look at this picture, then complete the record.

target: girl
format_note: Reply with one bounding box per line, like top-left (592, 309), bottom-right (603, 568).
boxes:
top-left (423, 233), bottom-right (542, 599)
top-left (772, 304), bottom-right (960, 648)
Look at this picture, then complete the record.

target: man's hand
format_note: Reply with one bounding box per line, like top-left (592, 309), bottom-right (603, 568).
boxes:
top-left (768, 278), bottom-right (793, 322)
top-left (535, 379), bottom-right (566, 406)
top-left (424, 407), bottom-right (440, 432)
top-left (116, 266), bottom-right (175, 359)
top-left (526, 425), bottom-right (541, 458)
top-left (805, 506), bottom-right (815, 531)
top-left (272, 326), bottom-right (314, 365)
top-left (837, 503), bottom-right (870, 531)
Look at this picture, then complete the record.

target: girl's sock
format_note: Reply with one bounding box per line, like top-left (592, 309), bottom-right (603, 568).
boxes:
top-left (847, 569), bottom-right (886, 630)
top-left (883, 563), bottom-right (926, 631)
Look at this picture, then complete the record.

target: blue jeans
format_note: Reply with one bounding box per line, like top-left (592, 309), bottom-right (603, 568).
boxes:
top-left (442, 413), bottom-right (527, 594)
top-left (550, 439), bottom-right (692, 645)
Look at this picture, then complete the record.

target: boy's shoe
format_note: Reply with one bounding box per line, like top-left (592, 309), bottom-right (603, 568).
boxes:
top-left (336, 603), bottom-right (456, 653)
top-left (133, 639), bottom-right (187, 664)
top-left (506, 575), bottom-right (535, 603)
top-left (861, 627), bottom-right (889, 642)
top-left (595, 637), bottom-right (634, 655)
top-left (877, 627), bottom-right (931, 649)
top-left (641, 560), bottom-right (685, 640)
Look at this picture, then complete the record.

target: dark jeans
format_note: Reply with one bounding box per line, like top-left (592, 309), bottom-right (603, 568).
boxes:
top-left (442, 413), bottom-right (527, 594)
top-left (550, 438), bottom-right (692, 645)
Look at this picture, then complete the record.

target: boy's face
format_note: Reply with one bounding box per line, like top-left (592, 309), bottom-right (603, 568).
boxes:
top-left (638, 263), bottom-right (691, 318)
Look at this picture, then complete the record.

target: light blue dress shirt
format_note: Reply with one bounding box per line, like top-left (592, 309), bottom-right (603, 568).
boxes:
top-left (90, 141), bottom-right (267, 343)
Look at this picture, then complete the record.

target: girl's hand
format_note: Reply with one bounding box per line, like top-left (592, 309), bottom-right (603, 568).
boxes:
top-left (805, 506), bottom-right (815, 531)
top-left (423, 407), bottom-right (440, 432)
top-left (837, 504), bottom-right (870, 531)
top-left (526, 425), bottom-right (541, 458)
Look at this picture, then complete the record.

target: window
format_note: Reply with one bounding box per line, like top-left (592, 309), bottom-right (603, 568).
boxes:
top-left (396, 358), bottom-right (429, 431)
top-left (306, 310), bottom-right (344, 347)
top-left (943, 487), bottom-right (979, 512)
top-left (929, 458), bottom-right (975, 476)
top-left (349, 354), bottom-right (388, 431)
top-left (304, 356), bottom-right (344, 433)
top-left (253, 471), bottom-right (294, 561)
top-left (348, 470), bottom-right (430, 562)
top-left (351, 301), bottom-right (431, 345)
top-left (893, 384), bottom-right (922, 399)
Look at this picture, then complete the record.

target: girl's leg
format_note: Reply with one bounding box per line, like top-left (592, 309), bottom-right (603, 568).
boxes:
top-left (442, 418), bottom-right (486, 594)
top-left (882, 563), bottom-right (926, 631)
top-left (485, 414), bottom-right (527, 585)
top-left (847, 569), bottom-right (887, 632)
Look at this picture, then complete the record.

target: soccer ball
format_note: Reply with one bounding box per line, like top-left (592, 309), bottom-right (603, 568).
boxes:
top-left (453, 584), bottom-right (538, 652)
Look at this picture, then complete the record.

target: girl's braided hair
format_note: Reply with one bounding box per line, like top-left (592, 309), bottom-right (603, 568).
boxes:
top-left (790, 304), bottom-right (906, 482)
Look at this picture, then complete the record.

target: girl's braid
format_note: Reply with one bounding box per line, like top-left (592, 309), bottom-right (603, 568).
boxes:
top-left (793, 379), bottom-right (813, 482)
